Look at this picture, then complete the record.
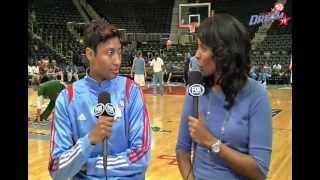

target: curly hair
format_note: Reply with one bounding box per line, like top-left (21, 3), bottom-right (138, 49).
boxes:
top-left (196, 13), bottom-right (251, 110)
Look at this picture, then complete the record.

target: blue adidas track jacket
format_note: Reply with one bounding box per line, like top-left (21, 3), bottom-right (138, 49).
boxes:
top-left (48, 74), bottom-right (151, 180)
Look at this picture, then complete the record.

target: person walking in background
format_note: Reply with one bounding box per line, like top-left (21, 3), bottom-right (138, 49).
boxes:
top-left (150, 52), bottom-right (164, 96)
top-left (131, 50), bottom-right (146, 87)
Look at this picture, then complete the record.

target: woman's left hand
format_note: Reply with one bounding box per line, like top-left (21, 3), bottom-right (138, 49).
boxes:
top-left (188, 115), bottom-right (217, 148)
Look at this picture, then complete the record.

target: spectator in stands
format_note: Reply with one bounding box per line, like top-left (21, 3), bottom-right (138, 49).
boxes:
top-left (77, 64), bottom-right (86, 79)
top-left (147, 51), bottom-right (152, 62)
top-left (49, 60), bottom-right (64, 82)
top-left (272, 63), bottom-right (277, 71)
top-left (249, 63), bottom-right (258, 80)
top-left (258, 64), bottom-right (271, 89)
top-left (47, 63), bottom-right (55, 80)
top-left (60, 60), bottom-right (68, 76)
top-left (66, 61), bottom-right (79, 83)
top-left (55, 60), bottom-right (65, 81)
top-left (30, 9), bottom-right (36, 26)
top-left (129, 51), bottom-right (136, 66)
top-left (161, 52), bottom-right (168, 62)
top-left (39, 58), bottom-right (50, 83)
top-left (265, 63), bottom-right (272, 74)
top-left (131, 50), bottom-right (146, 87)
top-left (31, 61), bottom-right (40, 80)
top-left (176, 13), bottom-right (272, 180)
top-left (150, 52), bottom-right (164, 95)
top-left (121, 49), bottom-right (128, 65)
top-left (28, 63), bottom-right (32, 77)
top-left (186, 50), bottom-right (192, 59)
top-left (28, 63), bottom-right (33, 86)
top-left (272, 63), bottom-right (282, 73)
top-left (43, 56), bottom-right (50, 65)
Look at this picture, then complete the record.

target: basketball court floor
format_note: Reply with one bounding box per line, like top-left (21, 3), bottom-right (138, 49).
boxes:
top-left (28, 83), bottom-right (292, 180)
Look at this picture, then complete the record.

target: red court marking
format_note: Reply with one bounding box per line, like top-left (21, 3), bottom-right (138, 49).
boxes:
top-left (158, 155), bottom-right (178, 165)
top-left (142, 86), bottom-right (186, 95)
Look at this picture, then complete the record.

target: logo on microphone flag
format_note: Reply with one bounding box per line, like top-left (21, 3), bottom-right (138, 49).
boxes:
top-left (94, 103), bottom-right (105, 117)
top-left (105, 103), bottom-right (116, 117)
top-left (188, 84), bottom-right (205, 97)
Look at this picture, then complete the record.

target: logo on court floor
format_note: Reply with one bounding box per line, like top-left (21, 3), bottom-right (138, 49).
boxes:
top-left (272, 109), bottom-right (282, 117)
top-left (158, 155), bottom-right (177, 165)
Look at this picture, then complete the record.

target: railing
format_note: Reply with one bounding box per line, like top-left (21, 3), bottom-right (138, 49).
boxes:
top-left (78, 0), bottom-right (102, 20)
top-left (29, 18), bottom-right (66, 60)
top-left (123, 32), bottom-right (170, 42)
top-left (62, 21), bottom-right (170, 43)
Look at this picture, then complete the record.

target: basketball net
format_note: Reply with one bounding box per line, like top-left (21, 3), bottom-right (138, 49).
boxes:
top-left (189, 23), bottom-right (198, 33)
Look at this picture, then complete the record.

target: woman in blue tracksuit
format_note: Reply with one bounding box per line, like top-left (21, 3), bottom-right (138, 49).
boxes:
top-left (48, 19), bottom-right (151, 180)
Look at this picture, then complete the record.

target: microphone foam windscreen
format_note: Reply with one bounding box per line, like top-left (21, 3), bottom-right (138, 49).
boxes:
top-left (188, 71), bottom-right (203, 85)
top-left (98, 91), bottom-right (111, 104)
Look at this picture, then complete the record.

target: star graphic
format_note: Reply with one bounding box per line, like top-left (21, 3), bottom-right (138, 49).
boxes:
top-left (279, 15), bottom-right (291, 25)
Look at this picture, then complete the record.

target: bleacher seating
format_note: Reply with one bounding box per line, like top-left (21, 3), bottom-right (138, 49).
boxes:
top-left (30, 0), bottom-right (85, 65)
top-left (89, 0), bottom-right (174, 33)
top-left (28, 0), bottom-right (291, 84)
top-left (133, 1), bottom-right (174, 33)
top-left (88, 0), bottom-right (145, 33)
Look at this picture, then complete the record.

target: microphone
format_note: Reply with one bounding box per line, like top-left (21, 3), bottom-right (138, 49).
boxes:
top-left (188, 71), bottom-right (205, 118)
top-left (186, 71), bottom-right (205, 180)
top-left (95, 92), bottom-right (115, 169)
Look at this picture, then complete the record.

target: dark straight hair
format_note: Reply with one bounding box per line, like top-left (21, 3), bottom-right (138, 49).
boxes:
top-left (83, 19), bottom-right (121, 53)
top-left (196, 13), bottom-right (251, 109)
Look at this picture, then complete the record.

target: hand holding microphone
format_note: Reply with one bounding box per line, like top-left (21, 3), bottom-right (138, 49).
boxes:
top-left (89, 116), bottom-right (113, 145)
top-left (187, 71), bottom-right (206, 144)
top-left (90, 91), bottom-right (115, 169)
top-left (187, 71), bottom-right (217, 148)
top-left (184, 71), bottom-right (205, 180)
top-left (188, 115), bottom-right (216, 148)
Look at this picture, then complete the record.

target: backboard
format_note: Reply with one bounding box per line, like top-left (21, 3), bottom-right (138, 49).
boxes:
top-left (179, 3), bottom-right (212, 31)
